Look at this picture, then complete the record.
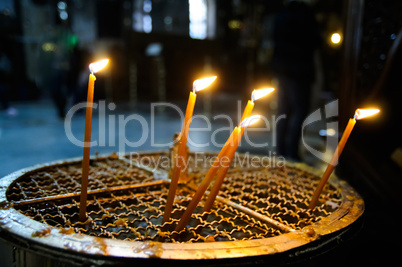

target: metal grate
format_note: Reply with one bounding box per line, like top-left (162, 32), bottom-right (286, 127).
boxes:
top-left (6, 153), bottom-right (342, 243)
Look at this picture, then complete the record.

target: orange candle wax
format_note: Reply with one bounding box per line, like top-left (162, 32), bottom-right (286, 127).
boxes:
top-left (203, 132), bottom-right (241, 213)
top-left (174, 115), bottom-right (262, 231)
top-left (309, 118), bottom-right (355, 209)
top-left (309, 108), bottom-right (379, 209)
top-left (79, 73), bottom-right (96, 222)
top-left (163, 76), bottom-right (217, 223)
top-left (79, 59), bottom-right (108, 222)
top-left (174, 127), bottom-right (240, 231)
top-left (163, 92), bottom-right (196, 223)
top-left (202, 115), bottom-right (262, 213)
top-left (240, 100), bottom-right (255, 124)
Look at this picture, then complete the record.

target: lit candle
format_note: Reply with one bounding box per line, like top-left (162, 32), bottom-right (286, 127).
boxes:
top-left (309, 108), bottom-right (380, 209)
top-left (240, 88), bottom-right (274, 124)
top-left (163, 76), bottom-right (217, 223)
top-left (79, 59), bottom-right (109, 222)
top-left (203, 115), bottom-right (262, 213)
top-left (175, 115), bottom-right (262, 231)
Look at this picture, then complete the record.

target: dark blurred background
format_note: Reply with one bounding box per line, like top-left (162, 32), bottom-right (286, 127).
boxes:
top-left (1, 0), bottom-right (402, 264)
top-left (0, 0), bottom-right (345, 104)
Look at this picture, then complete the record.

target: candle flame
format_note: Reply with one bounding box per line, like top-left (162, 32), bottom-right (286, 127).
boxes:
top-left (89, 59), bottom-right (109, 74)
top-left (354, 108), bottom-right (380, 120)
top-left (251, 88), bottom-right (275, 102)
top-left (193, 76), bottom-right (217, 92)
top-left (240, 115), bottom-right (262, 128)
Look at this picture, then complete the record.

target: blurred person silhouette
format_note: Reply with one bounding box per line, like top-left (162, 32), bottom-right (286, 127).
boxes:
top-left (0, 44), bottom-right (12, 112)
top-left (74, 48), bottom-right (93, 107)
top-left (47, 17), bottom-right (77, 118)
top-left (270, 0), bottom-right (321, 161)
top-left (0, 9), bottom-right (18, 116)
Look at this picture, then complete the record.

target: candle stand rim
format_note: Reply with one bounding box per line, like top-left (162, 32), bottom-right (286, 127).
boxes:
top-left (0, 152), bottom-right (364, 262)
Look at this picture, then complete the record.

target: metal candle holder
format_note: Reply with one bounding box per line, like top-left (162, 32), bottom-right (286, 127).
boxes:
top-left (0, 151), bottom-right (364, 265)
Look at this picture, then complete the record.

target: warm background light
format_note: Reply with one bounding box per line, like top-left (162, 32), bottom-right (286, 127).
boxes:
top-left (331, 33), bottom-right (342, 44)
